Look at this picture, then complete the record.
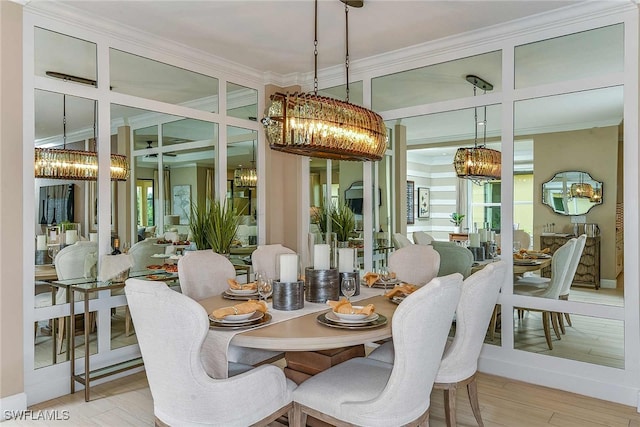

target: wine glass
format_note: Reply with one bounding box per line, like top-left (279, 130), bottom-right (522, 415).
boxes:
top-left (257, 278), bottom-right (273, 301)
top-left (378, 266), bottom-right (392, 295)
top-left (341, 277), bottom-right (356, 302)
top-left (47, 245), bottom-right (59, 265)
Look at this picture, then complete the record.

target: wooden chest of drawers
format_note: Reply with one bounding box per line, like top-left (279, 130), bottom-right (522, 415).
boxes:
top-left (539, 235), bottom-right (601, 289)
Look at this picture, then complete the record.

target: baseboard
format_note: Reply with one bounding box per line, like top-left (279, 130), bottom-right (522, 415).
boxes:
top-left (599, 279), bottom-right (616, 289)
top-left (0, 392), bottom-right (27, 422)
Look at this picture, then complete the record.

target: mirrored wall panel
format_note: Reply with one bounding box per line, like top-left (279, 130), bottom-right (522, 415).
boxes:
top-left (35, 27), bottom-right (97, 87)
top-left (372, 51), bottom-right (501, 112)
top-left (110, 49), bottom-right (219, 112)
top-left (226, 83), bottom-right (258, 120)
top-left (514, 311), bottom-right (623, 369)
top-left (515, 24), bottom-right (624, 89)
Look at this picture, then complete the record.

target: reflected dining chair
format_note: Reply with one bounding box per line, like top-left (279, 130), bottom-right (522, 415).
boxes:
top-left (514, 238), bottom-right (576, 350)
top-left (128, 238), bottom-right (165, 272)
top-left (292, 274), bottom-right (463, 427)
top-left (368, 261), bottom-right (508, 427)
top-left (34, 241), bottom-right (98, 353)
top-left (125, 279), bottom-right (295, 427)
top-left (391, 232), bottom-right (413, 250)
top-left (251, 244), bottom-right (296, 280)
top-left (516, 235), bottom-right (587, 334)
top-left (177, 250), bottom-right (283, 367)
top-left (388, 244), bottom-right (440, 286)
top-left (413, 231), bottom-right (434, 245)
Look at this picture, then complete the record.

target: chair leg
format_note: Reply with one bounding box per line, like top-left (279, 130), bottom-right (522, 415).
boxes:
top-left (125, 306), bottom-right (134, 336)
top-left (564, 312), bottom-right (572, 327)
top-left (557, 312), bottom-right (566, 335)
top-left (487, 305), bottom-right (498, 340)
top-left (443, 387), bottom-right (457, 427)
top-left (551, 312), bottom-right (561, 340)
top-left (56, 317), bottom-right (66, 354)
top-left (291, 402), bottom-right (307, 427)
top-left (542, 311), bottom-right (553, 350)
top-left (467, 376), bottom-right (484, 427)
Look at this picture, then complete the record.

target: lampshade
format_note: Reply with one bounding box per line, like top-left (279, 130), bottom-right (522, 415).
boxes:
top-left (261, 1), bottom-right (387, 162)
top-left (164, 215), bottom-right (180, 226)
top-left (454, 147), bottom-right (502, 182)
top-left (454, 74), bottom-right (501, 184)
top-left (570, 182), bottom-right (594, 198)
top-left (34, 147), bottom-right (130, 181)
top-left (234, 165), bottom-right (257, 188)
top-left (263, 92), bottom-right (387, 161)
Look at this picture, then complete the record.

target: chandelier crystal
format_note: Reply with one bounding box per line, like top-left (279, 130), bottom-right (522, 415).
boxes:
top-left (35, 148), bottom-right (130, 181)
top-left (234, 165), bottom-right (257, 188)
top-left (34, 94), bottom-right (129, 181)
top-left (454, 75), bottom-right (501, 184)
top-left (262, 0), bottom-right (386, 162)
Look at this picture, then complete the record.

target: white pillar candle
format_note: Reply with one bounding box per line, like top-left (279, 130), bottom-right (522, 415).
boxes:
top-left (49, 228), bottom-right (58, 242)
top-left (280, 254), bottom-right (298, 283)
top-left (469, 233), bottom-right (480, 248)
top-left (490, 231), bottom-right (496, 242)
top-left (65, 229), bottom-right (78, 245)
top-left (313, 244), bottom-right (330, 270)
top-left (479, 229), bottom-right (487, 243)
top-left (338, 248), bottom-right (355, 273)
top-left (36, 235), bottom-right (47, 251)
top-left (89, 232), bottom-right (98, 242)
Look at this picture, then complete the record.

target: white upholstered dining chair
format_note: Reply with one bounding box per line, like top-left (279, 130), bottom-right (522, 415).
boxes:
top-left (124, 279), bottom-right (295, 427)
top-left (177, 250), bottom-right (283, 366)
top-left (291, 274), bottom-right (463, 427)
top-left (251, 243), bottom-right (296, 280)
top-left (413, 231), bottom-right (435, 245)
top-left (514, 238), bottom-right (576, 349)
top-left (34, 241), bottom-right (98, 353)
top-left (392, 232), bottom-right (413, 249)
top-left (128, 238), bottom-right (165, 272)
top-left (368, 260), bottom-right (508, 427)
top-left (388, 244), bottom-right (440, 286)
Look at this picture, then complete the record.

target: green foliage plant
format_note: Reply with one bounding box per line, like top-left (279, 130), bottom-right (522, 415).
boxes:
top-left (189, 198), bottom-right (239, 254)
top-left (450, 212), bottom-right (465, 226)
top-left (331, 202), bottom-right (356, 242)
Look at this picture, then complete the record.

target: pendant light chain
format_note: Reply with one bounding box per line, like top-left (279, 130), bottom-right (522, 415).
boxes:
top-left (62, 94), bottom-right (67, 149)
top-left (345, 2), bottom-right (350, 103)
top-left (313, 0), bottom-right (319, 95)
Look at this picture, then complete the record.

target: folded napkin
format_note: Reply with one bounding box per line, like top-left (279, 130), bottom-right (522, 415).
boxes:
top-left (384, 284), bottom-right (419, 299)
top-left (326, 299), bottom-right (375, 316)
top-left (211, 300), bottom-right (268, 319)
top-left (226, 278), bottom-right (257, 291)
top-left (362, 272), bottom-right (380, 287)
top-left (98, 253), bottom-right (134, 282)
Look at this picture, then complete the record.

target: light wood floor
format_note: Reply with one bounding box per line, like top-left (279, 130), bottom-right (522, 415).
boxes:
top-left (5, 369), bottom-right (640, 426)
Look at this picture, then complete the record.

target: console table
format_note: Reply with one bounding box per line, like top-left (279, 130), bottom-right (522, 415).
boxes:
top-left (539, 235), bottom-right (601, 289)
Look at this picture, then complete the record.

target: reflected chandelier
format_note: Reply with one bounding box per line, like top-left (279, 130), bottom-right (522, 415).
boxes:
top-left (261, 0), bottom-right (387, 161)
top-left (454, 75), bottom-right (501, 184)
top-left (234, 140), bottom-right (257, 188)
top-left (34, 76), bottom-right (129, 181)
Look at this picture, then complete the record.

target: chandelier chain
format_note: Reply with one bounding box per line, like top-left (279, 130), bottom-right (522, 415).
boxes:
top-left (313, 0), bottom-right (319, 95)
top-left (62, 94), bottom-right (67, 149)
top-left (345, 2), bottom-right (350, 103)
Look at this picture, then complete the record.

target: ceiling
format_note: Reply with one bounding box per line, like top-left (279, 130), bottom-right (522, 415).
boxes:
top-left (29, 0), bottom-right (585, 76)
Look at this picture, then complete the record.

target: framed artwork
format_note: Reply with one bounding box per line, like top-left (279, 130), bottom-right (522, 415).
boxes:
top-left (172, 185), bottom-right (192, 224)
top-left (418, 187), bottom-right (430, 219)
top-left (406, 181), bottom-right (415, 225)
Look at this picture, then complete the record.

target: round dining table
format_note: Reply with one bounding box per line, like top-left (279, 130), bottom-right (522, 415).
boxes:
top-left (197, 292), bottom-right (396, 352)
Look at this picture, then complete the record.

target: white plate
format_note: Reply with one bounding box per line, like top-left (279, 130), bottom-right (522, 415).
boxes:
top-left (332, 307), bottom-right (370, 321)
top-left (150, 253), bottom-right (170, 258)
top-left (326, 311), bottom-right (379, 324)
top-left (209, 311), bottom-right (264, 324)
top-left (227, 287), bottom-right (257, 295)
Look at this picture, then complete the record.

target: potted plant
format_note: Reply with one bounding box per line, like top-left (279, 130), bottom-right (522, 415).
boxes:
top-left (450, 212), bottom-right (465, 233)
top-left (189, 198), bottom-right (239, 254)
top-left (331, 202), bottom-right (356, 246)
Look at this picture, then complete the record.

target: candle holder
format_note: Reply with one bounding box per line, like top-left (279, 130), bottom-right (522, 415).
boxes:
top-left (339, 271), bottom-right (360, 297)
top-left (469, 246), bottom-right (485, 261)
top-left (272, 281), bottom-right (305, 311)
top-left (304, 267), bottom-right (340, 303)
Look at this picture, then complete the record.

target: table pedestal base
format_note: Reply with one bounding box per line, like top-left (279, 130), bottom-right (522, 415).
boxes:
top-left (284, 345), bottom-right (365, 384)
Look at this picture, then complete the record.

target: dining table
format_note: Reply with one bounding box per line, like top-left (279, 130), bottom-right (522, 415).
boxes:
top-left (197, 285), bottom-right (397, 380)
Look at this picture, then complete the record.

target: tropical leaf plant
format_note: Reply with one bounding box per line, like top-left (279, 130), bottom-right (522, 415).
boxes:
top-left (189, 198), bottom-right (239, 254)
top-left (331, 202), bottom-right (356, 242)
